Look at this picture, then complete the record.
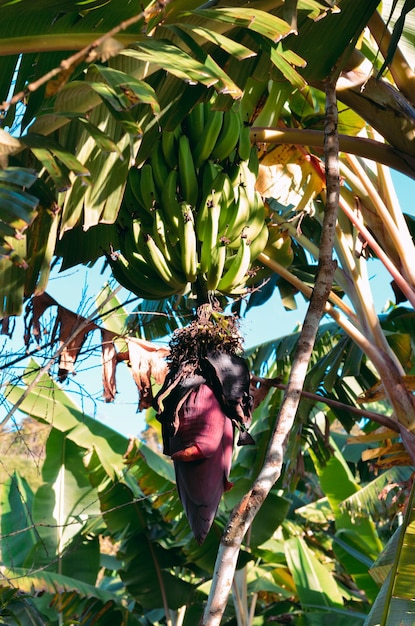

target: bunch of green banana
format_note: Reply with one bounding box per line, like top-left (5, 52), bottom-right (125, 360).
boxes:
top-left (111, 99), bottom-right (272, 299)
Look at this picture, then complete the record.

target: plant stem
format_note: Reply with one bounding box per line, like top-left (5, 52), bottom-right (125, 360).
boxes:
top-left (334, 219), bottom-right (401, 372)
top-left (251, 376), bottom-right (401, 433)
top-left (344, 154), bottom-right (415, 285)
top-left (258, 251), bottom-right (360, 328)
top-left (251, 127), bottom-right (415, 180)
top-left (339, 194), bottom-right (415, 309)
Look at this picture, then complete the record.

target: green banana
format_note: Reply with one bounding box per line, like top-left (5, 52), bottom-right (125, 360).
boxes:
top-left (217, 235), bottom-right (251, 294)
top-left (123, 223), bottom-right (162, 280)
top-left (199, 197), bottom-right (221, 274)
top-left (228, 191), bottom-right (266, 249)
top-left (220, 181), bottom-right (251, 244)
top-left (178, 133), bottom-right (199, 207)
top-left (192, 107), bottom-right (224, 168)
top-left (237, 120), bottom-right (251, 161)
top-left (123, 233), bottom-right (175, 293)
top-left (150, 140), bottom-right (170, 194)
top-left (122, 175), bottom-right (138, 216)
top-left (206, 242), bottom-right (227, 291)
top-left (217, 173), bottom-right (238, 235)
top-left (160, 169), bottom-right (182, 236)
top-left (128, 167), bottom-right (147, 212)
top-left (161, 128), bottom-right (180, 169)
top-left (106, 250), bottom-right (146, 295)
top-left (210, 107), bottom-right (241, 161)
top-left (179, 202), bottom-right (198, 283)
top-left (152, 208), bottom-right (183, 271)
top-left (122, 223), bottom-right (145, 262)
top-left (185, 102), bottom-right (205, 147)
top-left (200, 160), bottom-right (223, 198)
top-left (196, 171), bottom-right (228, 242)
top-left (140, 163), bottom-right (159, 212)
top-left (152, 208), bottom-right (172, 263)
top-left (130, 218), bottom-right (142, 247)
top-left (143, 232), bottom-right (188, 291)
top-left (248, 220), bottom-right (269, 261)
top-left (106, 251), bottom-right (177, 300)
top-left (238, 159), bottom-right (257, 200)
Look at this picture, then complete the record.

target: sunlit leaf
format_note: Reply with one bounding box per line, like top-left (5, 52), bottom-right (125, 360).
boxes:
top-left (189, 7), bottom-right (294, 43)
top-left (0, 473), bottom-right (36, 568)
top-left (172, 23), bottom-right (256, 60)
top-left (90, 64), bottom-right (160, 115)
top-left (121, 41), bottom-right (242, 95)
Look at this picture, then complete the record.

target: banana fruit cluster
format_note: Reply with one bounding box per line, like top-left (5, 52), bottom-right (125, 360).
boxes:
top-left (108, 102), bottom-right (270, 300)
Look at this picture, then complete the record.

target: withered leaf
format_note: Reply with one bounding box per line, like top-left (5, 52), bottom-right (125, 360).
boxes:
top-left (126, 337), bottom-right (169, 410)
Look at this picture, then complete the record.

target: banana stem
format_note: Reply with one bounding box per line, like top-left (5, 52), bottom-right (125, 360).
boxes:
top-left (343, 154), bottom-right (415, 285)
top-left (248, 592), bottom-right (258, 626)
top-left (340, 195), bottom-right (415, 309)
top-left (258, 251), bottom-right (415, 429)
top-left (333, 220), bottom-right (367, 320)
top-left (375, 155), bottom-right (415, 256)
top-left (334, 220), bottom-right (403, 373)
top-left (257, 252), bottom-right (360, 332)
top-left (232, 574), bottom-right (246, 626)
top-left (251, 127), bottom-right (415, 181)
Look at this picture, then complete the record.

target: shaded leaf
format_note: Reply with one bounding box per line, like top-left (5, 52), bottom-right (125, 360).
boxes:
top-left (22, 133), bottom-right (90, 183)
top-left (285, 536), bottom-right (344, 608)
top-left (0, 473), bottom-right (36, 569)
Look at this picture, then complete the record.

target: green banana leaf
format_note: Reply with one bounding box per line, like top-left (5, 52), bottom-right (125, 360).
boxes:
top-left (0, 472), bottom-right (36, 568)
top-left (34, 428), bottom-right (101, 574)
top-left (0, 567), bottom-right (133, 624)
top-left (4, 361), bottom-right (217, 618)
top-left (285, 535), bottom-right (344, 609)
top-left (341, 467), bottom-right (413, 522)
top-left (364, 478), bottom-right (415, 625)
top-left (0, 585), bottom-right (47, 626)
top-left (0, 166), bottom-right (39, 315)
top-left (6, 359), bottom-right (129, 477)
top-left (309, 439), bottom-right (383, 601)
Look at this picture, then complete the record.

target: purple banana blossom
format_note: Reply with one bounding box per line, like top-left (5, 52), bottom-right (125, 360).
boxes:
top-left (155, 351), bottom-right (253, 543)
top-left (171, 384), bottom-right (234, 544)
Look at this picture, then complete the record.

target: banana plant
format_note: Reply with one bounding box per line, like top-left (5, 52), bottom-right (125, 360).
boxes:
top-left (3, 1), bottom-right (415, 624)
top-left (0, 0), bottom-right (410, 317)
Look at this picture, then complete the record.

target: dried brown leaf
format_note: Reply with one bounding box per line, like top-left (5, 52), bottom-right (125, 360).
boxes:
top-left (127, 337), bottom-right (169, 410)
top-left (101, 329), bottom-right (118, 402)
top-left (56, 308), bottom-right (96, 381)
